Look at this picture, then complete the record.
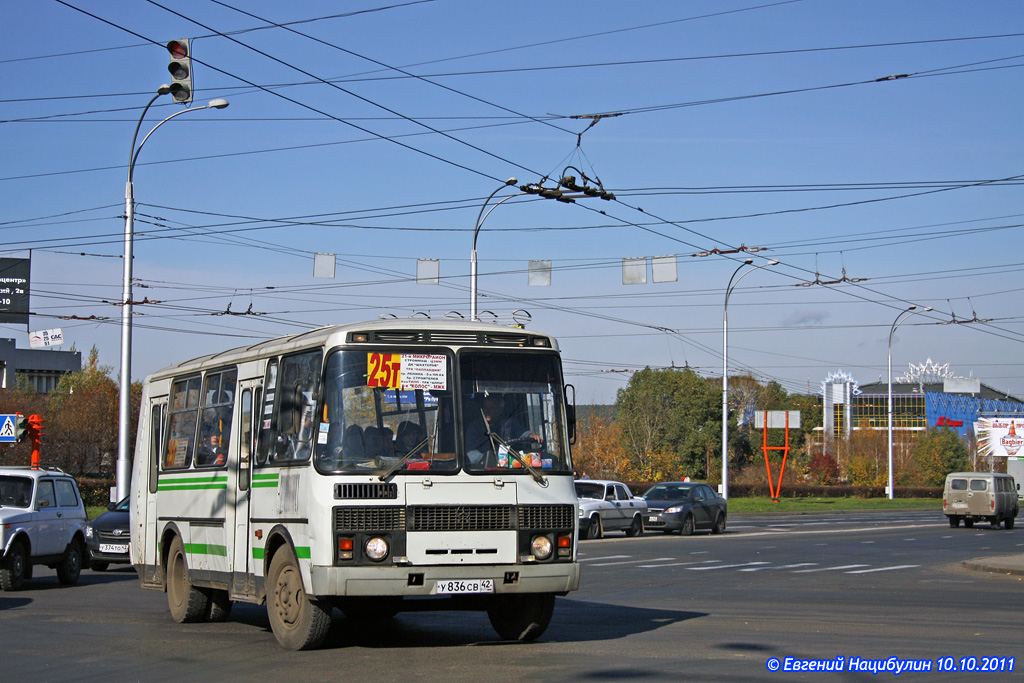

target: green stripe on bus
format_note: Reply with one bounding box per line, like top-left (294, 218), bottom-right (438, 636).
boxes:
top-left (157, 481), bottom-right (228, 491)
top-left (251, 546), bottom-right (309, 560)
top-left (184, 543), bottom-right (228, 557)
top-left (251, 473), bottom-right (280, 489)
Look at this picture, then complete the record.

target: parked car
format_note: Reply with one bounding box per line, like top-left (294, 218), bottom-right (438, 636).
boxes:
top-left (85, 496), bottom-right (131, 570)
top-left (0, 466), bottom-right (88, 590)
top-left (643, 481), bottom-right (727, 535)
top-left (575, 480), bottom-right (647, 539)
top-left (943, 472), bottom-right (1018, 529)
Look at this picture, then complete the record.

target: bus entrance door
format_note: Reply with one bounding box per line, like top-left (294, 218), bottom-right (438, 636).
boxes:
top-left (231, 382), bottom-right (259, 598)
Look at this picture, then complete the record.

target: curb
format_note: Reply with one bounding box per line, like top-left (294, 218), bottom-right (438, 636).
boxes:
top-left (961, 556), bottom-right (1024, 577)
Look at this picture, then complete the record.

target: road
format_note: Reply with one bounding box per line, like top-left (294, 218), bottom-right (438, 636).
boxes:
top-left (1, 509), bottom-right (1020, 681)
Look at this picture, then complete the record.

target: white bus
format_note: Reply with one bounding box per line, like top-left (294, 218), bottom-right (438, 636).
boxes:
top-left (130, 318), bottom-right (580, 649)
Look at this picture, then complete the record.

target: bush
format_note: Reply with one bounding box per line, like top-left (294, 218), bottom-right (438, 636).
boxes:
top-left (77, 478), bottom-right (117, 507)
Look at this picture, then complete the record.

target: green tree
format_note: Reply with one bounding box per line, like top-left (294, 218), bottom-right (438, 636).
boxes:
top-left (911, 427), bottom-right (970, 486)
top-left (615, 367), bottom-right (720, 479)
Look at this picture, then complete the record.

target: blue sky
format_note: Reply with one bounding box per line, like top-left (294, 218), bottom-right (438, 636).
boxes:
top-left (3, 0), bottom-right (1024, 404)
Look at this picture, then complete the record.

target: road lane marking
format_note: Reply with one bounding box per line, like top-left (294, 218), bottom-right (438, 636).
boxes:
top-left (845, 565), bottom-right (920, 574)
top-left (638, 560), bottom-right (721, 568)
top-left (739, 563), bottom-right (819, 572)
top-left (589, 557), bottom-right (676, 567)
top-left (733, 524), bottom-right (933, 539)
top-left (687, 561), bottom-right (770, 571)
top-left (577, 555), bottom-right (631, 562)
top-left (792, 564), bottom-right (869, 573)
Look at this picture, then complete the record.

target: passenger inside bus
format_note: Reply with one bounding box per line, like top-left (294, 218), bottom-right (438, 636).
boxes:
top-left (395, 420), bottom-right (428, 457)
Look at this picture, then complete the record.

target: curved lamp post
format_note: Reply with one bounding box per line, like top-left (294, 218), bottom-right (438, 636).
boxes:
top-left (470, 178), bottom-right (519, 320)
top-left (721, 258), bottom-right (778, 499)
top-left (886, 305), bottom-right (932, 500)
top-left (117, 91), bottom-right (230, 500)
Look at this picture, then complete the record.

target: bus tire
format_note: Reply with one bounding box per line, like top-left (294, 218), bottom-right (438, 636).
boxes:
top-left (167, 536), bottom-right (208, 623)
top-left (267, 549), bottom-right (332, 650)
top-left (204, 588), bottom-right (233, 622)
top-left (487, 593), bottom-right (555, 642)
top-left (0, 540), bottom-right (28, 591)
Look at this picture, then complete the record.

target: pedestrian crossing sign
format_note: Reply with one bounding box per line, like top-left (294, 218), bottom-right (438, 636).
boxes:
top-left (0, 414), bottom-right (18, 443)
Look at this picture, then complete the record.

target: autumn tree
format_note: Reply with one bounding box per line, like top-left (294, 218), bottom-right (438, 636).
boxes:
top-left (44, 347), bottom-right (141, 476)
top-left (571, 409), bottom-right (630, 481)
top-left (909, 427), bottom-right (970, 486)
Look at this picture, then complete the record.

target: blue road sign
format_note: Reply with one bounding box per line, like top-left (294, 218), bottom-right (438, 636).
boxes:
top-left (0, 414), bottom-right (18, 443)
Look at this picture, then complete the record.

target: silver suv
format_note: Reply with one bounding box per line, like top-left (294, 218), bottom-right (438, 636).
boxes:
top-left (0, 467), bottom-right (88, 590)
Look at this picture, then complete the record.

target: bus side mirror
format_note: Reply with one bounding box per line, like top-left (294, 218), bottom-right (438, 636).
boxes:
top-left (564, 383), bottom-right (577, 445)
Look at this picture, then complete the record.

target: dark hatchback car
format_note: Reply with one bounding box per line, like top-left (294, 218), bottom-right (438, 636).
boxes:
top-left (642, 482), bottom-right (727, 535)
top-left (85, 497), bottom-right (130, 571)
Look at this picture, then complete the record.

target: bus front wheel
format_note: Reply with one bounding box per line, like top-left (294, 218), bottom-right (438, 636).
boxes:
top-left (267, 549), bottom-right (332, 650)
top-left (486, 593), bottom-right (555, 641)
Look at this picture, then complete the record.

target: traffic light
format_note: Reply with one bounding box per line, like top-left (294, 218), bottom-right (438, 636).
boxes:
top-left (28, 415), bottom-right (44, 440)
top-left (13, 414), bottom-right (29, 443)
top-left (167, 39), bottom-right (193, 104)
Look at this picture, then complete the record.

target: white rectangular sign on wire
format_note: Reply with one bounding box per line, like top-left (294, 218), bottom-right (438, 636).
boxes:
top-left (29, 328), bottom-right (64, 348)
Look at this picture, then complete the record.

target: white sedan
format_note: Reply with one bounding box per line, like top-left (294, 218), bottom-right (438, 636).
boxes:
top-left (575, 480), bottom-right (647, 539)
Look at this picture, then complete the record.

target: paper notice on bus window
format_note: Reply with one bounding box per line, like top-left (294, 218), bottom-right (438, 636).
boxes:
top-left (367, 353), bottom-right (446, 391)
top-left (399, 354), bottom-right (446, 391)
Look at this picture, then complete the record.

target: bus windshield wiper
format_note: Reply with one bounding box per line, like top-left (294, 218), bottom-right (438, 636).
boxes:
top-left (378, 437), bottom-right (430, 481)
top-left (485, 426), bottom-right (547, 486)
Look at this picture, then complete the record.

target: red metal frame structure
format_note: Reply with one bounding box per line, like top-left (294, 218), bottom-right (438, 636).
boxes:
top-left (759, 410), bottom-right (793, 502)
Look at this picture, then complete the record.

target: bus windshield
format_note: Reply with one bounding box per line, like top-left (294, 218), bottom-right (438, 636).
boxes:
top-left (315, 348), bottom-right (458, 475)
top-left (461, 351), bottom-right (572, 475)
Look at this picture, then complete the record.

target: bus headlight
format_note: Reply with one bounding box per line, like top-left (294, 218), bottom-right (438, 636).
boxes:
top-left (364, 536), bottom-right (389, 562)
top-left (530, 535), bottom-right (553, 560)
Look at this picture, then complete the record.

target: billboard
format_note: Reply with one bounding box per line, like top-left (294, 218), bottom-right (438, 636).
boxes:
top-left (975, 417), bottom-right (1024, 458)
top-left (0, 258), bottom-right (30, 326)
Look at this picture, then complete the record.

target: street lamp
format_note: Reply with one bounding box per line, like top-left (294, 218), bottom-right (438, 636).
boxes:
top-left (117, 90), bottom-right (230, 501)
top-left (887, 305), bottom-right (932, 500)
top-left (470, 178), bottom-right (519, 320)
top-left (721, 258), bottom-right (778, 499)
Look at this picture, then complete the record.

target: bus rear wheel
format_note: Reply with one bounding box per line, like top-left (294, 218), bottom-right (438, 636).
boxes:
top-left (267, 549), bottom-right (332, 650)
top-left (167, 536), bottom-right (208, 623)
top-left (486, 593), bottom-right (555, 641)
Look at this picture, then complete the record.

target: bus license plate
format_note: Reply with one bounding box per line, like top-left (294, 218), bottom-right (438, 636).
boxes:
top-left (99, 543), bottom-right (129, 554)
top-left (434, 579), bottom-right (494, 595)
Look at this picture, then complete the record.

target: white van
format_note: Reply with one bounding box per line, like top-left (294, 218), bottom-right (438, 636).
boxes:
top-left (942, 472), bottom-right (1019, 529)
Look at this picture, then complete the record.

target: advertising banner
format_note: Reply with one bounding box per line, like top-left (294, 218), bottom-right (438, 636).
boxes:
top-left (975, 417), bottom-right (1024, 458)
top-left (0, 258), bottom-right (30, 326)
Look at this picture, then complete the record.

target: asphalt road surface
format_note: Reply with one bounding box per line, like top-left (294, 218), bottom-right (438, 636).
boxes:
top-left (1, 509), bottom-right (1020, 682)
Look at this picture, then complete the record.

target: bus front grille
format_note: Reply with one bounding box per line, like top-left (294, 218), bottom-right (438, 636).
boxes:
top-left (518, 504), bottom-right (574, 530)
top-left (334, 506), bottom-right (406, 531)
top-left (408, 505), bottom-right (514, 532)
